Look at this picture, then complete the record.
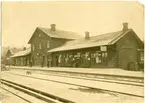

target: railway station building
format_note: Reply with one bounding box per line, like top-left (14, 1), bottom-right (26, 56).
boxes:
top-left (10, 23), bottom-right (144, 70)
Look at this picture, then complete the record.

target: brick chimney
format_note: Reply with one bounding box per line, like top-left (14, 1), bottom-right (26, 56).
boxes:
top-left (85, 31), bottom-right (90, 40)
top-left (50, 24), bottom-right (56, 31)
top-left (122, 22), bottom-right (128, 32)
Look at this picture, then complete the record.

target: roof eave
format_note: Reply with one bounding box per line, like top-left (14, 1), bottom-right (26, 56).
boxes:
top-left (47, 44), bottom-right (111, 53)
top-left (10, 53), bottom-right (30, 58)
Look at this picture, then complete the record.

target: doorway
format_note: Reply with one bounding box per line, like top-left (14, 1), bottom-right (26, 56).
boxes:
top-left (42, 56), bottom-right (45, 67)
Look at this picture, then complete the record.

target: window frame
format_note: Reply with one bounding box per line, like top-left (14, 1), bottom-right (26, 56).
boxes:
top-left (32, 44), bottom-right (35, 51)
top-left (47, 41), bottom-right (50, 48)
top-left (140, 52), bottom-right (144, 61)
top-left (39, 43), bottom-right (42, 49)
top-left (91, 51), bottom-right (108, 64)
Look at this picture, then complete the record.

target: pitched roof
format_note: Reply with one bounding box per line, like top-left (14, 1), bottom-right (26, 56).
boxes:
top-left (28, 27), bottom-right (82, 43)
top-left (3, 48), bottom-right (22, 57)
top-left (38, 27), bottom-right (82, 39)
top-left (48, 29), bottom-right (133, 52)
top-left (10, 49), bottom-right (22, 55)
top-left (10, 49), bottom-right (31, 58)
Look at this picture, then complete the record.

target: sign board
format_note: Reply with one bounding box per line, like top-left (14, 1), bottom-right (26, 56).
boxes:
top-left (101, 46), bottom-right (107, 51)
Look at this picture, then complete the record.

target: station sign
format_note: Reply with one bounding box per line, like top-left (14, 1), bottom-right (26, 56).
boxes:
top-left (101, 46), bottom-right (107, 51)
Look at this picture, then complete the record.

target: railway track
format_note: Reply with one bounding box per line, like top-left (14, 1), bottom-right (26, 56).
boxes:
top-left (34, 71), bottom-right (143, 87)
top-left (38, 71), bottom-right (144, 83)
top-left (4, 72), bottom-right (144, 98)
top-left (1, 79), bottom-right (75, 103)
top-left (1, 87), bottom-right (33, 103)
top-left (8, 67), bottom-right (144, 83)
top-left (8, 71), bottom-right (144, 87)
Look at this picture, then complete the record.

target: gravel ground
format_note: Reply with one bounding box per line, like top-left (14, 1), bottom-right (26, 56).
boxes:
top-left (2, 71), bottom-right (144, 103)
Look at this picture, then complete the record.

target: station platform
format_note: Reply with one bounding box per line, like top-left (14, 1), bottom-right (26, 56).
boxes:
top-left (6, 66), bottom-right (144, 78)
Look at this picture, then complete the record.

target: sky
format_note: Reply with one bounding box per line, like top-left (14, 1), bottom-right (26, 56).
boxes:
top-left (2, 1), bottom-right (144, 48)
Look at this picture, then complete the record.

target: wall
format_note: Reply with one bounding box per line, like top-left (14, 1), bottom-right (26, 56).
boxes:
top-left (116, 31), bottom-right (140, 69)
top-left (51, 46), bottom-right (117, 68)
top-left (107, 45), bottom-right (118, 68)
top-left (11, 55), bottom-right (31, 66)
top-left (50, 38), bottom-right (71, 49)
top-left (30, 28), bottom-right (71, 67)
top-left (30, 29), bottom-right (50, 66)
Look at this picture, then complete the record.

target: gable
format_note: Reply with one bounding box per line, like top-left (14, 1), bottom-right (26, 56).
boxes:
top-left (131, 30), bottom-right (144, 48)
top-left (116, 30), bottom-right (144, 49)
top-left (6, 50), bottom-right (12, 57)
top-left (28, 28), bottom-right (50, 44)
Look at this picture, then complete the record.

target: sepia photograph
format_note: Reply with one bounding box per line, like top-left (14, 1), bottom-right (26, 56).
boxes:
top-left (1, 1), bottom-right (144, 103)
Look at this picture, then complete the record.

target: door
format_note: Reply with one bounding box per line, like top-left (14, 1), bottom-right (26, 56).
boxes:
top-left (42, 56), bottom-right (45, 67)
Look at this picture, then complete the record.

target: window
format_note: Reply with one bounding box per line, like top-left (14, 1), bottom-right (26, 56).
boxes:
top-left (39, 43), bottom-right (42, 49)
top-left (47, 41), bottom-right (50, 48)
top-left (140, 52), bottom-right (144, 61)
top-left (16, 59), bottom-right (18, 65)
top-left (65, 54), bottom-right (69, 63)
top-left (84, 52), bottom-right (90, 59)
top-left (102, 52), bottom-right (108, 63)
top-left (69, 54), bottom-right (73, 58)
top-left (58, 55), bottom-right (62, 63)
top-left (101, 46), bottom-right (107, 51)
top-left (76, 52), bottom-right (81, 58)
top-left (38, 34), bottom-right (41, 37)
top-left (32, 44), bottom-right (35, 51)
top-left (91, 52), bottom-right (108, 64)
top-left (21, 58), bottom-right (23, 66)
top-left (96, 53), bottom-right (102, 63)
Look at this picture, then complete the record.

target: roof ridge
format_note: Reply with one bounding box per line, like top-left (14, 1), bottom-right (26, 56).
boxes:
top-left (38, 27), bottom-right (82, 39)
top-left (38, 26), bottom-right (82, 35)
top-left (10, 49), bottom-right (31, 58)
top-left (108, 29), bottom-right (132, 44)
top-left (89, 30), bottom-right (122, 38)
